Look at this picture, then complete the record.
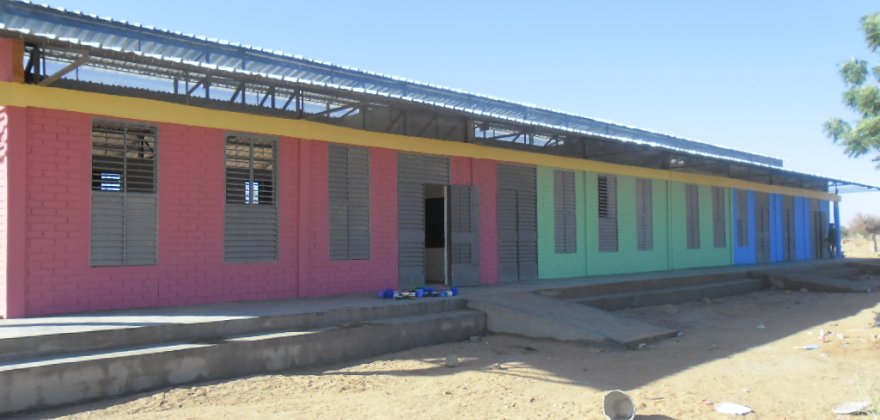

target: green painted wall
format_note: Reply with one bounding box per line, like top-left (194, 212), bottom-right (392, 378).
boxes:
top-left (537, 166), bottom-right (587, 279)
top-left (584, 173), bottom-right (669, 276)
top-left (668, 182), bottom-right (733, 269)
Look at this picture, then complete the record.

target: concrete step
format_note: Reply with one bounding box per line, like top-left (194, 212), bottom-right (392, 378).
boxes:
top-left (0, 298), bottom-right (467, 363)
top-left (467, 293), bottom-right (677, 348)
top-left (0, 309), bottom-right (485, 416)
top-left (571, 278), bottom-right (766, 311)
top-left (755, 271), bottom-right (877, 293)
top-left (848, 260), bottom-right (880, 275)
top-left (814, 266), bottom-right (863, 279)
top-left (539, 272), bottom-right (748, 300)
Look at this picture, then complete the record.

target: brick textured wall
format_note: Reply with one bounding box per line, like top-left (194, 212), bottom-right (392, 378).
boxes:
top-left (297, 141), bottom-right (398, 297)
top-left (0, 108), bottom-right (7, 317)
top-left (20, 109), bottom-right (305, 316)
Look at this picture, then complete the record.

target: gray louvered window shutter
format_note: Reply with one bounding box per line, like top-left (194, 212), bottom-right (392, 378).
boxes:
top-left (450, 185), bottom-right (480, 285)
top-left (224, 135), bottom-right (278, 263)
top-left (783, 195), bottom-right (794, 260)
top-left (685, 184), bottom-right (700, 249)
top-left (598, 175), bottom-right (619, 252)
top-left (636, 178), bottom-right (653, 251)
top-left (329, 144), bottom-right (371, 260)
top-left (90, 121), bottom-right (158, 267)
top-left (712, 187), bottom-right (726, 248)
top-left (755, 192), bottom-right (771, 262)
top-left (553, 170), bottom-right (576, 254)
top-left (736, 190), bottom-right (748, 247)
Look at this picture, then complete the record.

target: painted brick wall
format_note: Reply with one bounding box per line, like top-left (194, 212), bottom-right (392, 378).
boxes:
top-left (0, 106), bottom-right (25, 318)
top-left (586, 173), bottom-right (670, 276)
top-left (732, 189), bottom-right (757, 265)
top-left (297, 141), bottom-right (398, 297)
top-left (22, 111), bottom-right (307, 315)
top-left (451, 157), bottom-right (499, 285)
top-left (668, 182), bottom-right (732, 269)
top-left (0, 108), bottom-right (7, 317)
top-left (537, 166), bottom-right (587, 279)
top-left (770, 194), bottom-right (783, 262)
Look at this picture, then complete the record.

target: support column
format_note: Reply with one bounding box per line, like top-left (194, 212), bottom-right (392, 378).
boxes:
top-left (0, 38), bottom-right (25, 83)
top-left (833, 200), bottom-right (843, 258)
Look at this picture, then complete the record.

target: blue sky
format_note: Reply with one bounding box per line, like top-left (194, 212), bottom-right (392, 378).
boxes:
top-left (44, 0), bottom-right (879, 224)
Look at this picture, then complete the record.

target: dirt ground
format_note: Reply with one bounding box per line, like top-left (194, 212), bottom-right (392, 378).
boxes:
top-left (844, 234), bottom-right (879, 259)
top-left (21, 286), bottom-right (880, 420)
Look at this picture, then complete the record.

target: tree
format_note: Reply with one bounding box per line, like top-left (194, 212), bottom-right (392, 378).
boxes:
top-left (849, 213), bottom-right (880, 252)
top-left (825, 13), bottom-right (880, 168)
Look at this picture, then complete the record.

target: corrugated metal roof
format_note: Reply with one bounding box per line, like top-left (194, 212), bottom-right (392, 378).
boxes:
top-left (0, 0), bottom-right (787, 168)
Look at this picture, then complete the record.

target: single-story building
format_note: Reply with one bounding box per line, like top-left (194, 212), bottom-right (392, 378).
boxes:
top-left (0, 1), bottom-right (874, 318)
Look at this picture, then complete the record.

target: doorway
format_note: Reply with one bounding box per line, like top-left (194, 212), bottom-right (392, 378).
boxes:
top-left (424, 184), bottom-right (448, 285)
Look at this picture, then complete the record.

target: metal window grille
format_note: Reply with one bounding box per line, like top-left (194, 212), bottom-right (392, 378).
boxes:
top-left (224, 134), bottom-right (278, 262)
top-left (90, 120), bottom-right (158, 266)
top-left (553, 170), bottom-right (576, 254)
top-left (736, 189), bottom-right (748, 247)
top-left (329, 144), bottom-right (371, 260)
top-left (712, 187), bottom-right (727, 248)
top-left (598, 175), bottom-right (618, 252)
top-left (686, 184), bottom-right (700, 249)
top-left (636, 178), bottom-right (653, 251)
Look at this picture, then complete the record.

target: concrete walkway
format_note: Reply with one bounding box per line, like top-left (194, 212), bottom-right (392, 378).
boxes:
top-left (0, 258), bottom-right (846, 341)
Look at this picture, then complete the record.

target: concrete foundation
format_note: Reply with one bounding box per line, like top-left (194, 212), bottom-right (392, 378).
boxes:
top-left (0, 310), bottom-right (485, 415)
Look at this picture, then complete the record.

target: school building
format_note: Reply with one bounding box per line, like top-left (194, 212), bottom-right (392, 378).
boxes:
top-left (0, 1), bottom-right (874, 318)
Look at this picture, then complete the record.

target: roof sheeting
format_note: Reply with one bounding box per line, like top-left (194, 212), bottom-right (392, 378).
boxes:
top-left (0, 0), bottom-right (785, 167)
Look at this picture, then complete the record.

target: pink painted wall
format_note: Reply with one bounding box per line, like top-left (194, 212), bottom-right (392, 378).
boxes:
top-left (15, 107), bottom-right (402, 317)
top-left (297, 141), bottom-right (398, 297)
top-left (1, 106), bottom-right (26, 318)
top-left (451, 157), bottom-right (499, 285)
top-left (0, 108), bottom-right (7, 317)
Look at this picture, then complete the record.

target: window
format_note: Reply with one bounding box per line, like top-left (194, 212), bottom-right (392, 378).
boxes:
top-left (685, 184), bottom-right (700, 249)
top-left (329, 144), bottom-right (371, 260)
top-left (598, 175), bottom-right (618, 252)
top-left (554, 170), bottom-right (576, 254)
top-left (636, 178), bottom-right (653, 251)
top-left (90, 121), bottom-right (158, 266)
top-left (736, 189), bottom-right (748, 247)
top-left (225, 134), bottom-right (277, 262)
top-left (712, 187), bottom-right (727, 248)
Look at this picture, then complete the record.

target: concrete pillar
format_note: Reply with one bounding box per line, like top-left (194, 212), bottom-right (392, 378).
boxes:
top-left (0, 38), bottom-right (25, 83)
top-left (833, 200), bottom-right (843, 258)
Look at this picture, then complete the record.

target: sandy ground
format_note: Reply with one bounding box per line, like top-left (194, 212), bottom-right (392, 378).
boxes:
top-left (20, 287), bottom-right (880, 420)
top-left (844, 234), bottom-right (879, 259)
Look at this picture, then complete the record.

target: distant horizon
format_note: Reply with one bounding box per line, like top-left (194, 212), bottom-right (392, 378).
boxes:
top-left (26, 0), bottom-right (880, 223)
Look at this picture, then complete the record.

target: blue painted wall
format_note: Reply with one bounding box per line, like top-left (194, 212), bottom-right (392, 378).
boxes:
top-left (770, 194), bottom-right (784, 262)
top-left (794, 197), bottom-right (809, 260)
top-left (733, 189), bottom-right (757, 265)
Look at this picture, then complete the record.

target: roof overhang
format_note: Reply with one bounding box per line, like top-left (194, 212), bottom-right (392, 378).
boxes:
top-left (1, 0), bottom-right (877, 195)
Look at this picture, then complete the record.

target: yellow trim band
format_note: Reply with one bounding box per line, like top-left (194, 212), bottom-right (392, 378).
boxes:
top-left (0, 82), bottom-right (838, 201)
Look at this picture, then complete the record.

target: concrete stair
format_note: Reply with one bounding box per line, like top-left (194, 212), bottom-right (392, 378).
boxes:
top-left (0, 299), bottom-right (467, 363)
top-left (0, 303), bottom-right (485, 415)
top-left (539, 271), bottom-right (767, 311)
top-left (754, 270), bottom-right (877, 293)
top-left (468, 293), bottom-right (678, 348)
top-left (571, 277), bottom-right (765, 311)
top-left (813, 266), bottom-right (863, 279)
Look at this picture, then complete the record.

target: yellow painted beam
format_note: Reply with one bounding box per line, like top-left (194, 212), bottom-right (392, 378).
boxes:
top-left (0, 82), bottom-right (839, 201)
